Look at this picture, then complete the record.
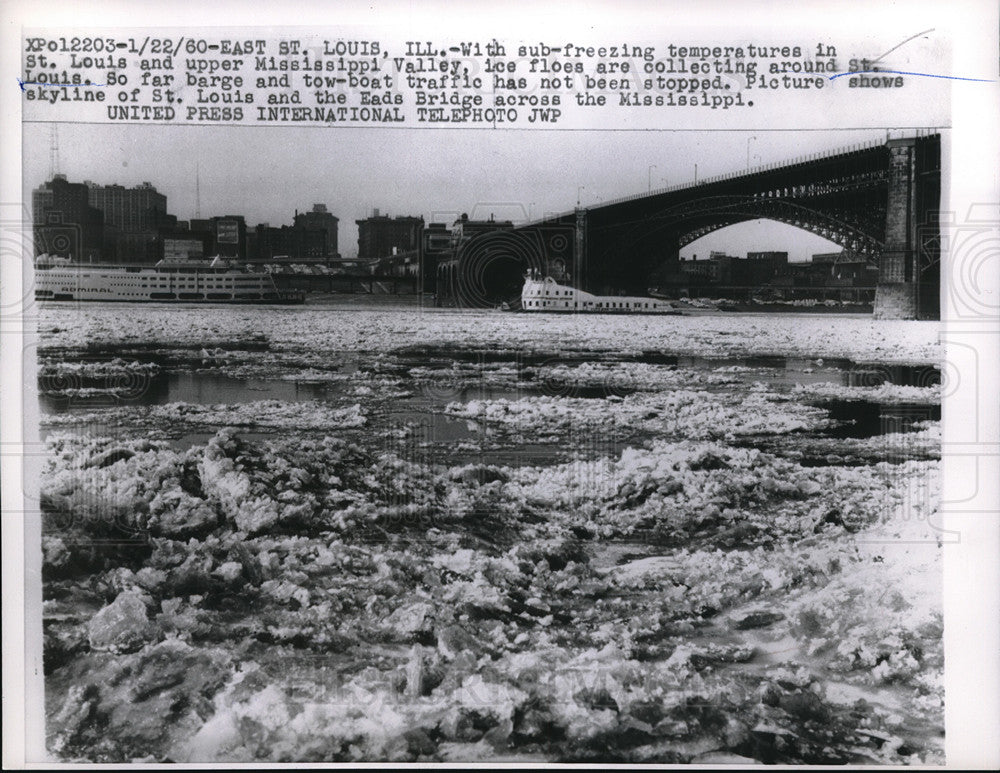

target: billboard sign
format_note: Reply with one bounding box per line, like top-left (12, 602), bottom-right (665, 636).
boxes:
top-left (216, 219), bottom-right (239, 244)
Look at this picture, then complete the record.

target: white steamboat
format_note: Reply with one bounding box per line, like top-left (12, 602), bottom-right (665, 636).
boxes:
top-left (520, 270), bottom-right (679, 313)
top-left (33, 255), bottom-right (304, 304)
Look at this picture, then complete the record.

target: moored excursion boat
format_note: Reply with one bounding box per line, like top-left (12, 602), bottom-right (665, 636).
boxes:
top-left (520, 270), bottom-right (681, 314)
top-left (33, 255), bottom-right (304, 304)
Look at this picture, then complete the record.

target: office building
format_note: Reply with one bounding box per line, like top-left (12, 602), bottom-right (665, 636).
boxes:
top-left (356, 210), bottom-right (424, 260)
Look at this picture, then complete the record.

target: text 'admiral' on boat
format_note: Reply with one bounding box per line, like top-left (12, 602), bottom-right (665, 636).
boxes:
top-left (33, 254), bottom-right (305, 304)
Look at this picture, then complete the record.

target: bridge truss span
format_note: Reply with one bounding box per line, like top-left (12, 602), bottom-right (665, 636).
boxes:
top-left (670, 195), bottom-right (886, 261)
top-left (451, 133), bottom-right (941, 319)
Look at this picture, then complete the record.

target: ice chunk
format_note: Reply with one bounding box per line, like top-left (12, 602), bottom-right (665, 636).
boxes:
top-left (87, 590), bottom-right (152, 653)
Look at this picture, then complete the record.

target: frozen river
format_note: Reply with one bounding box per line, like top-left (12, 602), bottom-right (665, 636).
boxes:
top-left (35, 302), bottom-right (944, 763)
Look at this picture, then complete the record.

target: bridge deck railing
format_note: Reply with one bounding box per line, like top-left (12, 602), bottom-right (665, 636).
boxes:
top-left (517, 131), bottom-right (937, 228)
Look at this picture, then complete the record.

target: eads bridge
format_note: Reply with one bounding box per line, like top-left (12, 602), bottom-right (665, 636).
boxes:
top-left (448, 132), bottom-right (941, 319)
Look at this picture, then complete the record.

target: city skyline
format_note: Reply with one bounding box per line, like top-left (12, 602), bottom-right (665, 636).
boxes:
top-left (24, 123), bottom-right (904, 260)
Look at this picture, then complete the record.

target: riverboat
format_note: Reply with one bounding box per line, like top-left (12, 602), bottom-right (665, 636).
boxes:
top-left (520, 270), bottom-right (681, 314)
top-left (33, 255), bottom-right (304, 304)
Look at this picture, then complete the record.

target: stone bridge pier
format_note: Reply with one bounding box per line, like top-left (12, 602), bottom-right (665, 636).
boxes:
top-left (874, 137), bottom-right (940, 320)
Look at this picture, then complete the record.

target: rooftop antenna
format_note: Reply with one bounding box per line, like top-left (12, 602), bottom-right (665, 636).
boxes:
top-left (49, 125), bottom-right (60, 178)
top-left (195, 162), bottom-right (202, 219)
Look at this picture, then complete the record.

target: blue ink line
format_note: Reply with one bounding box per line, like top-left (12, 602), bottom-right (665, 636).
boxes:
top-left (18, 78), bottom-right (107, 90)
top-left (828, 70), bottom-right (994, 83)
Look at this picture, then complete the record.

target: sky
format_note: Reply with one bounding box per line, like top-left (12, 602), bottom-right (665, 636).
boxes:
top-left (23, 123), bottom-right (899, 260)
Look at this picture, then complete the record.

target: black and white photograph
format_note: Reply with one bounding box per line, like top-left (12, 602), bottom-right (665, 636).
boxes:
top-left (3, 1), bottom-right (998, 767)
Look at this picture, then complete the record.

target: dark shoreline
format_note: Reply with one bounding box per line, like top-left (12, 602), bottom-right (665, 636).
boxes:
top-left (296, 292), bottom-right (875, 314)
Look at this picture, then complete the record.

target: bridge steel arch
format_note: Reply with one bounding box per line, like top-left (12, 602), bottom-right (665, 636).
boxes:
top-left (494, 133), bottom-right (941, 319)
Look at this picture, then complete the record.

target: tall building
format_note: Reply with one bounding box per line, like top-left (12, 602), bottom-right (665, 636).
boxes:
top-left (32, 176), bottom-right (104, 260)
top-left (356, 210), bottom-right (424, 260)
top-left (85, 182), bottom-right (168, 232)
top-left (84, 181), bottom-right (175, 262)
top-left (293, 204), bottom-right (339, 258)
